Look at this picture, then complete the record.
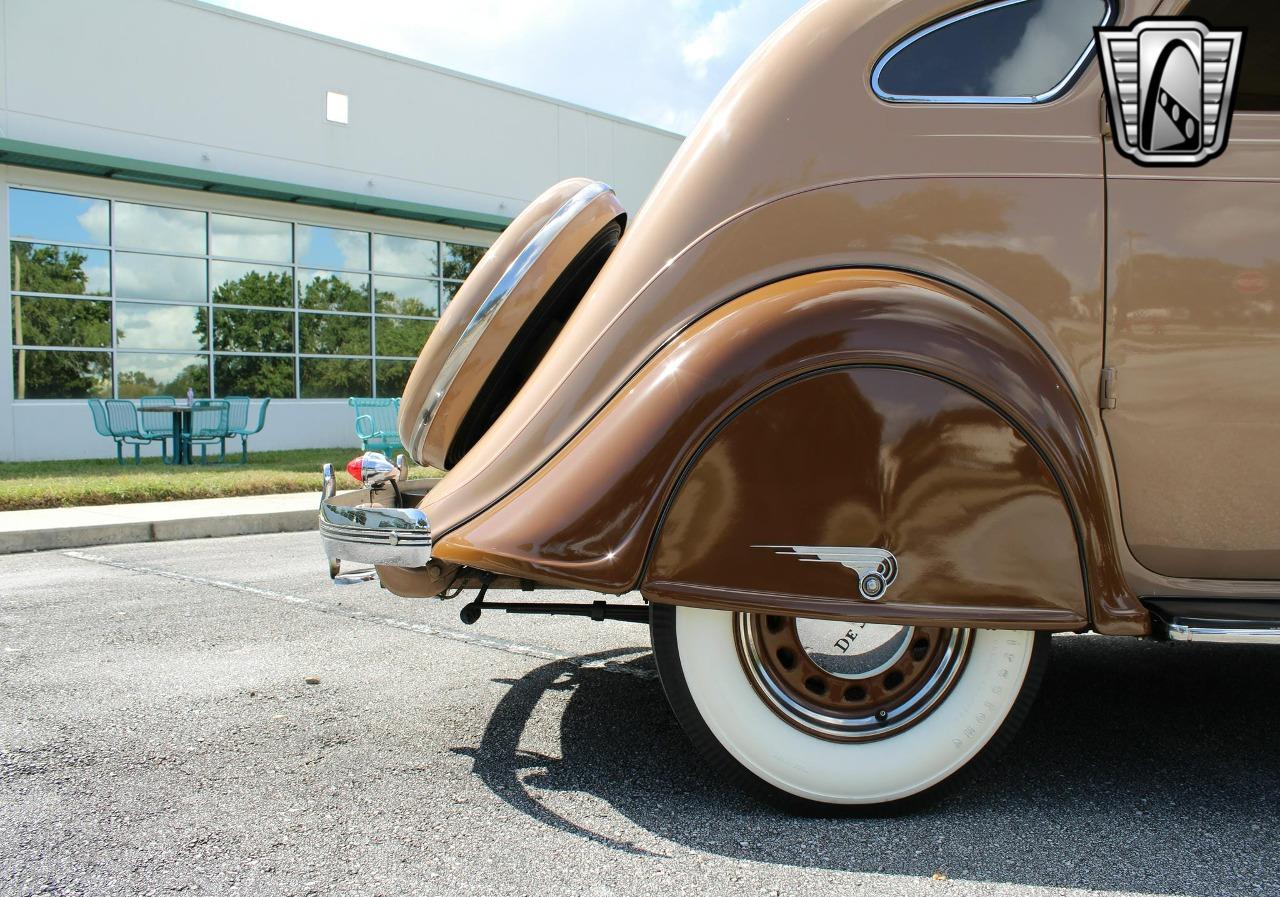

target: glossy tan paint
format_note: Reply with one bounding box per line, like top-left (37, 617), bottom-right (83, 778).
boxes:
top-left (426, 270), bottom-right (1142, 633)
top-left (646, 367), bottom-right (1086, 630)
top-left (419, 0), bottom-right (1151, 546)
top-left (384, 0), bottom-right (1280, 629)
top-left (1103, 113), bottom-right (1280, 581)
top-left (397, 178), bottom-right (625, 468)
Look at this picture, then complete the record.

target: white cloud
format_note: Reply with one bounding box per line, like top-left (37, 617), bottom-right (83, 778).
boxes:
top-left (210, 214), bottom-right (292, 263)
top-left (116, 302), bottom-right (206, 352)
top-left (114, 203), bottom-right (206, 255)
top-left (988, 0), bottom-right (1105, 97)
top-left (207, 0), bottom-right (807, 133)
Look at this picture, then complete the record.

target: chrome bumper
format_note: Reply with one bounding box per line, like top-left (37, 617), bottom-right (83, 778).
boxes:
top-left (319, 463), bottom-right (434, 572)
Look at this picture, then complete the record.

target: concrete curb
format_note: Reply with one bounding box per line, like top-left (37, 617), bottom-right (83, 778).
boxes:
top-left (0, 492), bottom-right (323, 555)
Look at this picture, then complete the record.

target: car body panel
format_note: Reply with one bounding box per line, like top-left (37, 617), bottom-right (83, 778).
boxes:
top-left (397, 178), bottom-right (625, 469)
top-left (1103, 112), bottom-right (1280, 580)
top-left (645, 365), bottom-right (1088, 630)
top-left (417, 270), bottom-right (1144, 633)
top-left (369, 0), bottom-right (1280, 633)
top-left (421, 0), bottom-right (1144, 541)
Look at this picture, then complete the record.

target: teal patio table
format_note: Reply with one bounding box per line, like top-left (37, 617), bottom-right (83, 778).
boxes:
top-left (140, 405), bottom-right (194, 465)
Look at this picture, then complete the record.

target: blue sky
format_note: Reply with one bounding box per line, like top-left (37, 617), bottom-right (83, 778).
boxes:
top-left (207, 0), bottom-right (809, 134)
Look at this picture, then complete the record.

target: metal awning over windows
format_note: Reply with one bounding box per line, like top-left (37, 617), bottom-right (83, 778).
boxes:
top-left (0, 138), bottom-right (512, 233)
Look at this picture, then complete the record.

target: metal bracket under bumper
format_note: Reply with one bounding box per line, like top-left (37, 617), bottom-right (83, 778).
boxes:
top-left (320, 463), bottom-right (433, 570)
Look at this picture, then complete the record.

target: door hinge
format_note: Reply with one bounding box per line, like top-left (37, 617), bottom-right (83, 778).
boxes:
top-left (1100, 366), bottom-right (1118, 410)
top-left (1100, 93), bottom-right (1112, 139)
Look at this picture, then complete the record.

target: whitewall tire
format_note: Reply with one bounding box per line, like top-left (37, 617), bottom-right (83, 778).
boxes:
top-left (650, 603), bottom-right (1049, 811)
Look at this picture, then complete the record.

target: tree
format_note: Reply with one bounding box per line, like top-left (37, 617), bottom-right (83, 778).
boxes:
top-left (211, 269), bottom-right (293, 309)
top-left (374, 317), bottom-right (434, 358)
top-left (442, 243), bottom-right (485, 281)
top-left (300, 274), bottom-right (367, 312)
top-left (205, 270), bottom-right (296, 396)
top-left (11, 242), bottom-right (111, 399)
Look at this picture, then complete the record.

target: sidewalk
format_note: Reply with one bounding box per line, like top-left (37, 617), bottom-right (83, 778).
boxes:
top-left (0, 492), bottom-right (321, 554)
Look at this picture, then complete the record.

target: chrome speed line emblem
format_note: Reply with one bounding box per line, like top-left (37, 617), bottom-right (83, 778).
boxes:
top-left (1096, 18), bottom-right (1244, 167)
top-left (756, 546), bottom-right (899, 601)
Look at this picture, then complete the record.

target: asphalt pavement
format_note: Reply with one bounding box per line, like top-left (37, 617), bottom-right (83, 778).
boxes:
top-left (2, 531), bottom-right (1278, 897)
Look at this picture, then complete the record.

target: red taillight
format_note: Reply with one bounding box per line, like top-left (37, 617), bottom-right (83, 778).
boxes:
top-left (346, 456), bottom-right (364, 480)
top-left (345, 451), bottom-right (398, 486)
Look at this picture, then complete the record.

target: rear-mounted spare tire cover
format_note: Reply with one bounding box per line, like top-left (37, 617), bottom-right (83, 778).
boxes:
top-left (398, 179), bottom-right (626, 469)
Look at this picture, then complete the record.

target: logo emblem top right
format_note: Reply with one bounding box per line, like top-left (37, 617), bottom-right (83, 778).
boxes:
top-left (1096, 18), bottom-right (1245, 166)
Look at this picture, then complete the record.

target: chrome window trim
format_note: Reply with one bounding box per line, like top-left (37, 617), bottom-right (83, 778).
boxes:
top-left (408, 180), bottom-right (614, 461)
top-left (871, 0), bottom-right (1115, 105)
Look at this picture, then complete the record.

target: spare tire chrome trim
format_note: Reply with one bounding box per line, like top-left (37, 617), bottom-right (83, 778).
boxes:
top-left (408, 180), bottom-right (614, 461)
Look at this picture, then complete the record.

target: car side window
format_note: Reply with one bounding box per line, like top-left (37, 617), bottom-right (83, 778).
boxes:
top-left (873, 0), bottom-right (1113, 103)
top-left (1181, 1), bottom-right (1280, 110)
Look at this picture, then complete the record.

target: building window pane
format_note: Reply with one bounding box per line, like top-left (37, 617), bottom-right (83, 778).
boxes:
top-left (11, 242), bottom-right (110, 296)
top-left (116, 302), bottom-right (208, 352)
top-left (298, 269), bottom-right (369, 312)
top-left (210, 213), bottom-right (291, 262)
top-left (300, 357), bottom-right (370, 398)
top-left (13, 349), bottom-right (111, 399)
top-left (296, 224), bottom-right (369, 270)
top-left (115, 252), bottom-right (207, 303)
top-left (12, 296), bottom-right (111, 348)
top-left (441, 281), bottom-right (461, 310)
top-left (8, 191), bottom-right (466, 404)
top-left (442, 243), bottom-right (485, 280)
top-left (373, 275), bottom-right (438, 316)
top-left (299, 313), bottom-right (370, 355)
top-left (376, 359), bottom-right (414, 397)
top-left (117, 352), bottom-right (209, 398)
top-left (874, 0), bottom-right (1108, 101)
top-left (211, 261), bottom-right (293, 308)
top-left (375, 316), bottom-right (434, 357)
top-left (215, 354), bottom-right (296, 398)
top-left (213, 307), bottom-right (294, 354)
top-left (113, 202), bottom-right (207, 254)
top-left (8, 189), bottom-right (109, 246)
top-left (373, 233), bottom-right (439, 277)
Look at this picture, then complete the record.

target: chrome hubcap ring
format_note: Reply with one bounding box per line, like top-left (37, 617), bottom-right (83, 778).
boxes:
top-left (734, 614), bottom-right (972, 742)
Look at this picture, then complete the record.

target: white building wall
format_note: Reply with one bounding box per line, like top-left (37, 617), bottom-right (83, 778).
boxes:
top-left (0, 0), bottom-right (683, 463)
top-left (0, 0), bottom-right (681, 217)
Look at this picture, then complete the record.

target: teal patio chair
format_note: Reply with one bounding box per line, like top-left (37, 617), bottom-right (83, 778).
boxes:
top-left (349, 397), bottom-right (403, 456)
top-left (225, 396), bottom-right (271, 464)
top-left (138, 395), bottom-right (177, 464)
top-left (100, 399), bottom-right (156, 465)
top-left (189, 399), bottom-right (231, 464)
top-left (88, 398), bottom-right (130, 464)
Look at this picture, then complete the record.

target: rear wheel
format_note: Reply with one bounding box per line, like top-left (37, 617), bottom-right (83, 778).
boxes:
top-left (650, 603), bottom-right (1048, 811)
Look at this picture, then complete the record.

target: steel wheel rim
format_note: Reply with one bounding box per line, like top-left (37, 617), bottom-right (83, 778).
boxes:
top-left (734, 614), bottom-right (972, 742)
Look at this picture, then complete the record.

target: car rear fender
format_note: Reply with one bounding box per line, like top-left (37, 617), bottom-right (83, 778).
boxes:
top-left (429, 269), bottom-right (1145, 634)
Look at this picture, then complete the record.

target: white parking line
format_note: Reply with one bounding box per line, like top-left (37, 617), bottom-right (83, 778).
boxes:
top-left (63, 550), bottom-right (656, 680)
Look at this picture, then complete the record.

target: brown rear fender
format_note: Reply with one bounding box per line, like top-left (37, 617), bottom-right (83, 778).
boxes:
top-left (429, 270), bottom-right (1145, 634)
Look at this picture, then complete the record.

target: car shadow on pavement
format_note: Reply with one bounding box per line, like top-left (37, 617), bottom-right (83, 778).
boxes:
top-left (456, 634), bottom-right (1280, 895)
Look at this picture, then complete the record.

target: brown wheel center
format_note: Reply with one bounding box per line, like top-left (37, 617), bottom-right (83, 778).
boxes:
top-left (734, 614), bottom-right (971, 742)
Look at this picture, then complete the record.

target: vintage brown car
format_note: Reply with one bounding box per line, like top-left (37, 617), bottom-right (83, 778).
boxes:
top-left (319, 0), bottom-right (1280, 810)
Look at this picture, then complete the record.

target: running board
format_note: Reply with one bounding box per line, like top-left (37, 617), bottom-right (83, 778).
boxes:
top-left (1166, 622), bottom-right (1280, 644)
top-left (1146, 598), bottom-right (1280, 645)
